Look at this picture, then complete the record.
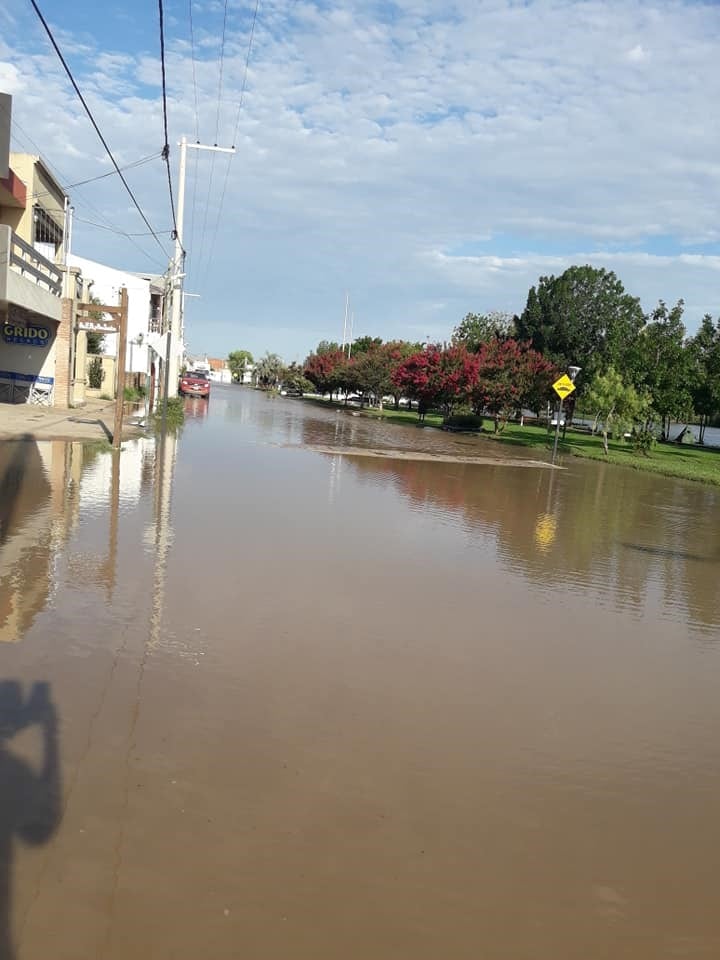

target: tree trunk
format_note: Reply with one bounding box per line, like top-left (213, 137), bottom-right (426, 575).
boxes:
top-left (602, 429), bottom-right (609, 456)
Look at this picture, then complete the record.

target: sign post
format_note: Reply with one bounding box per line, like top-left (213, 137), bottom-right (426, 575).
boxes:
top-left (551, 373), bottom-right (577, 464)
top-left (112, 287), bottom-right (129, 449)
top-left (75, 287), bottom-right (129, 447)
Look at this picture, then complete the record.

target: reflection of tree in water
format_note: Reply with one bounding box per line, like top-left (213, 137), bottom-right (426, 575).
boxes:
top-left (342, 453), bottom-right (720, 633)
top-left (0, 682), bottom-right (61, 960)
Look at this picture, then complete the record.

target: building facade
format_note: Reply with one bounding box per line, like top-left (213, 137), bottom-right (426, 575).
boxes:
top-left (0, 98), bottom-right (68, 405)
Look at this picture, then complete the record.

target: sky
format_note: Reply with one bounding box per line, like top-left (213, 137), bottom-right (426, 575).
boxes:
top-left (1, 0), bottom-right (719, 362)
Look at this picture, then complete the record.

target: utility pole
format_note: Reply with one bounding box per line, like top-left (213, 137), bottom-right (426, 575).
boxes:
top-left (164, 136), bottom-right (235, 406)
top-left (342, 292), bottom-right (349, 350)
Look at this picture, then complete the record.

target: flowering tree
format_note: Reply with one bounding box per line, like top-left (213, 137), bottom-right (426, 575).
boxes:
top-left (470, 339), bottom-right (556, 431)
top-left (304, 348), bottom-right (346, 399)
top-left (393, 344), bottom-right (479, 419)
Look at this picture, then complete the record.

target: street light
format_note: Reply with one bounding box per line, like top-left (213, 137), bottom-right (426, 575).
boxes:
top-left (552, 365), bottom-right (581, 464)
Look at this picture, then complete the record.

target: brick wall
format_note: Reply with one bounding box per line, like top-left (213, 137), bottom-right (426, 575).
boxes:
top-left (54, 297), bottom-right (74, 407)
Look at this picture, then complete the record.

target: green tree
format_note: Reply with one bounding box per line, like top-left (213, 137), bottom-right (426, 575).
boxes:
top-left (350, 343), bottom-right (397, 410)
top-left (86, 296), bottom-right (106, 354)
top-left (634, 300), bottom-right (692, 440)
top-left (254, 353), bottom-right (284, 389)
top-left (228, 349), bottom-right (253, 383)
top-left (452, 311), bottom-right (514, 351)
top-left (516, 265), bottom-right (645, 386)
top-left (350, 336), bottom-right (383, 356)
top-left (316, 340), bottom-right (342, 355)
top-left (585, 367), bottom-right (651, 455)
top-left (688, 315), bottom-right (720, 444)
top-left (280, 362), bottom-right (314, 394)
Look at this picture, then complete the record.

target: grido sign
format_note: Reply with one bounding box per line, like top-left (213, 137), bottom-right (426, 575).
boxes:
top-left (2, 324), bottom-right (51, 346)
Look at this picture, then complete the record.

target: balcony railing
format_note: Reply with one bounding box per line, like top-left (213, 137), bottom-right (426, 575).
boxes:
top-left (149, 312), bottom-right (165, 333)
top-left (5, 228), bottom-right (62, 297)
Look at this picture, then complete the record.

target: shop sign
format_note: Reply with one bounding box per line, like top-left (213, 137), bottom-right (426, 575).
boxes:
top-left (2, 324), bottom-right (51, 346)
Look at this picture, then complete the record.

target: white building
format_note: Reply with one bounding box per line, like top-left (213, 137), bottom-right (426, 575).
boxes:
top-left (68, 255), bottom-right (167, 377)
top-left (188, 355), bottom-right (233, 383)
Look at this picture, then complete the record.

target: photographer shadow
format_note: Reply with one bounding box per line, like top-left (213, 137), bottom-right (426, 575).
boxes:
top-left (0, 681), bottom-right (61, 960)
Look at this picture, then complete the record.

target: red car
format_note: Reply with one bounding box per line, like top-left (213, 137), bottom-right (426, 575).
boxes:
top-left (179, 370), bottom-right (211, 398)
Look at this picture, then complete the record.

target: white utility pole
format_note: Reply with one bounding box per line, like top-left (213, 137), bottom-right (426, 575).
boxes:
top-left (341, 292), bottom-right (349, 350)
top-left (166, 135), bottom-right (235, 399)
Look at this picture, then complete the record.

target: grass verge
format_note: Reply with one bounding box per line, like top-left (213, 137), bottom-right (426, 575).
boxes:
top-left (300, 396), bottom-right (720, 485)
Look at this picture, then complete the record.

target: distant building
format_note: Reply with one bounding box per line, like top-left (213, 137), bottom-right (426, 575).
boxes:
top-left (207, 357), bottom-right (232, 384)
top-left (188, 355), bottom-right (233, 383)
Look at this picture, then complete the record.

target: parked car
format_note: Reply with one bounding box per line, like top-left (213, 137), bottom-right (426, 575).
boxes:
top-left (179, 370), bottom-right (210, 398)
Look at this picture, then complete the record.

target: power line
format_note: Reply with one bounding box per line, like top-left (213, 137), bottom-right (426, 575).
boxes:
top-left (27, 154), bottom-right (160, 203)
top-left (187, 0), bottom-right (201, 272)
top-left (229, 0), bottom-right (261, 149)
top-left (0, 98), bottom-right (166, 269)
top-left (201, 0), bottom-right (261, 290)
top-left (187, 0), bottom-right (201, 142)
top-left (28, 0), bottom-right (171, 260)
top-left (158, 0), bottom-right (180, 246)
top-left (193, 0), bottom-right (231, 284)
top-left (73, 216), bottom-right (174, 238)
top-left (214, 0), bottom-right (230, 144)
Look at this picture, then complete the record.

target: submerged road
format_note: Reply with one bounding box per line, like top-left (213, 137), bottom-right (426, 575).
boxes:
top-left (2, 385), bottom-right (720, 959)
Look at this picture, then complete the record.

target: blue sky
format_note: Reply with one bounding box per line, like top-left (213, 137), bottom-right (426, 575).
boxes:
top-left (1, 0), bottom-right (719, 361)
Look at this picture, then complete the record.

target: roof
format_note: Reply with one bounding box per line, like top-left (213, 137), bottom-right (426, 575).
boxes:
top-left (207, 358), bottom-right (227, 371)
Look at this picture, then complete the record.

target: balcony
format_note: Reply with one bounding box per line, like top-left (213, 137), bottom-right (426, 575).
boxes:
top-left (0, 224), bottom-right (63, 323)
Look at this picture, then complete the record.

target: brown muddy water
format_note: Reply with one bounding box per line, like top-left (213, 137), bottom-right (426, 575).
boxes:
top-left (1, 385), bottom-right (720, 959)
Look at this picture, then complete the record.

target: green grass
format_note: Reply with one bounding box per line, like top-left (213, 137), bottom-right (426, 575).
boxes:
top-left (476, 423), bottom-right (720, 486)
top-left (300, 397), bottom-right (720, 485)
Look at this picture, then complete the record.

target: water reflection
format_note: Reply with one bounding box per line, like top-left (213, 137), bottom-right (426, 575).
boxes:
top-left (0, 440), bottom-right (96, 643)
top-left (332, 446), bottom-right (720, 635)
top-left (148, 430), bottom-right (178, 654)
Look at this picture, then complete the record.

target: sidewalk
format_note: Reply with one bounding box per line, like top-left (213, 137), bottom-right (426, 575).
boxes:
top-left (0, 398), bottom-right (144, 442)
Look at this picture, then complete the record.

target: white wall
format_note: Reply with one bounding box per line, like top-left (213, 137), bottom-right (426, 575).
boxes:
top-left (69, 255), bottom-right (152, 373)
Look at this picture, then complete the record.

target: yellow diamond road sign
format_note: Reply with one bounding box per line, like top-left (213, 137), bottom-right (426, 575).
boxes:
top-left (552, 373), bottom-right (576, 399)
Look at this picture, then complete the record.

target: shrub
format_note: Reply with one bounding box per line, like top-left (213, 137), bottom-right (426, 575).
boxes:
top-left (88, 356), bottom-right (105, 389)
top-left (630, 427), bottom-right (656, 456)
top-left (152, 396), bottom-right (185, 432)
top-left (443, 413), bottom-right (484, 431)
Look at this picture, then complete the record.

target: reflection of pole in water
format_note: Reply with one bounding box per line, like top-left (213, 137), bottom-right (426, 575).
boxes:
top-left (149, 430), bottom-right (178, 651)
top-left (327, 414), bottom-right (344, 505)
top-left (327, 454), bottom-right (343, 506)
top-left (107, 450), bottom-right (120, 601)
top-left (534, 467), bottom-right (558, 552)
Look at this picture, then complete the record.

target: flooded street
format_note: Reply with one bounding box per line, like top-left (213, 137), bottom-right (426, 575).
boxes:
top-left (2, 385), bottom-right (720, 959)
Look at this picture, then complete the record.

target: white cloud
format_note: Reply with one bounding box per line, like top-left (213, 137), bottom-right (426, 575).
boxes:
top-left (1, 0), bottom-right (718, 357)
top-left (625, 43), bottom-right (648, 62)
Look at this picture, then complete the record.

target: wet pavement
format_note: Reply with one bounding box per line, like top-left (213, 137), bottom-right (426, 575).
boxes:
top-left (2, 385), bottom-right (720, 959)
